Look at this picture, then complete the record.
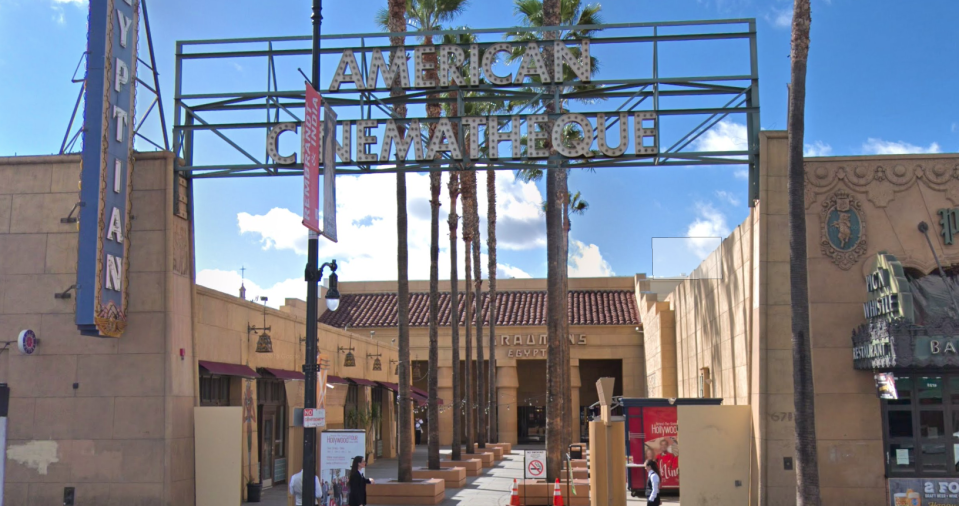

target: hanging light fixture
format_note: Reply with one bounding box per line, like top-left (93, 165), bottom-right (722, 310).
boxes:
top-left (248, 296), bottom-right (273, 354)
top-left (339, 336), bottom-right (355, 367)
top-left (368, 335), bottom-right (382, 371)
top-left (390, 359), bottom-right (399, 376)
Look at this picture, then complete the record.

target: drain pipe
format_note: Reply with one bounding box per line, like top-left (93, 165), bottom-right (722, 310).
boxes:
top-left (918, 221), bottom-right (959, 317)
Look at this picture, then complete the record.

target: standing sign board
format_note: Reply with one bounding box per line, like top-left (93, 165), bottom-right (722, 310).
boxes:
top-left (76, 0), bottom-right (140, 337)
top-left (320, 430), bottom-right (366, 506)
top-left (524, 450), bottom-right (547, 480)
top-left (302, 83), bottom-right (321, 232)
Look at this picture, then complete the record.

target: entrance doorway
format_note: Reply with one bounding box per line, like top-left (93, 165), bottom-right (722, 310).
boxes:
top-left (257, 378), bottom-right (287, 488)
top-left (516, 360), bottom-right (547, 444)
top-left (519, 406), bottom-right (547, 443)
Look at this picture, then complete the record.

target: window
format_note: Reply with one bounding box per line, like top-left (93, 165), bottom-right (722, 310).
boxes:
top-left (883, 374), bottom-right (959, 476)
top-left (345, 383), bottom-right (359, 429)
top-left (200, 376), bottom-right (231, 406)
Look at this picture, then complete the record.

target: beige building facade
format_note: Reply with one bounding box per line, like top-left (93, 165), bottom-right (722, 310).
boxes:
top-left (0, 153), bottom-right (396, 505)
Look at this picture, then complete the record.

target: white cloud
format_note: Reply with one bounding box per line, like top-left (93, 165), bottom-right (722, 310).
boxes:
top-left (767, 6), bottom-right (792, 28)
top-left (734, 168), bottom-right (749, 180)
top-left (715, 190), bottom-right (740, 207)
top-left (235, 170), bottom-right (545, 282)
top-left (196, 269), bottom-right (306, 309)
top-left (497, 263), bottom-right (532, 279)
top-left (862, 138), bottom-right (941, 155)
top-left (686, 202), bottom-right (729, 260)
top-left (51, 0), bottom-right (85, 24)
top-left (568, 240), bottom-right (614, 278)
top-left (804, 141), bottom-right (833, 157)
top-left (694, 120), bottom-right (747, 157)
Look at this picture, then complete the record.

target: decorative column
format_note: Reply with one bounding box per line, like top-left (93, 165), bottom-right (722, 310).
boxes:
top-left (438, 365), bottom-right (454, 445)
top-left (570, 360), bottom-right (582, 444)
top-left (496, 359), bottom-right (519, 446)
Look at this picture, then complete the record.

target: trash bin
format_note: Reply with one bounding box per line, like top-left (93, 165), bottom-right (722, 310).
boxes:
top-left (569, 444), bottom-right (585, 460)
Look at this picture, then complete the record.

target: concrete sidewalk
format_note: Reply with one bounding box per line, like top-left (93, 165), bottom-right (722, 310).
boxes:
top-left (246, 445), bottom-right (678, 506)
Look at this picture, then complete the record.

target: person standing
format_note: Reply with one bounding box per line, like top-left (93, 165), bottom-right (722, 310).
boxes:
top-left (289, 469), bottom-right (322, 506)
top-left (348, 455), bottom-right (374, 506)
top-left (644, 460), bottom-right (661, 506)
top-left (415, 418), bottom-right (424, 445)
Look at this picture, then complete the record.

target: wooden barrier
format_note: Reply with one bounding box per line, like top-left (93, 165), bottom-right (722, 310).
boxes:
top-left (367, 479), bottom-right (446, 505)
top-left (412, 467), bottom-right (467, 488)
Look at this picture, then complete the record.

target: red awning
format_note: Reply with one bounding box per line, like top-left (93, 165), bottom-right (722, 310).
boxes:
top-left (412, 392), bottom-right (427, 407)
top-left (347, 377), bottom-right (378, 387)
top-left (327, 375), bottom-right (350, 385)
top-left (199, 360), bottom-right (259, 379)
top-left (259, 368), bottom-right (305, 381)
top-left (411, 386), bottom-right (428, 397)
top-left (377, 381), bottom-right (399, 392)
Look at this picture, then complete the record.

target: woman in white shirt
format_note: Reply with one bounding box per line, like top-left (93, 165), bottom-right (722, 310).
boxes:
top-left (644, 459), bottom-right (661, 506)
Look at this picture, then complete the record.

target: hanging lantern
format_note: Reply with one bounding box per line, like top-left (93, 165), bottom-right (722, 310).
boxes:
top-left (255, 331), bottom-right (273, 353)
top-left (373, 357), bottom-right (382, 371)
top-left (413, 362), bottom-right (423, 378)
top-left (343, 350), bottom-right (356, 367)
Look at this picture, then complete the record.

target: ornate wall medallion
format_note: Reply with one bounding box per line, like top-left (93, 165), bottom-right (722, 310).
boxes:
top-left (820, 190), bottom-right (867, 270)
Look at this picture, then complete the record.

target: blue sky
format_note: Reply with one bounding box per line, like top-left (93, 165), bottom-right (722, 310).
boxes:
top-left (2, 0), bottom-right (957, 305)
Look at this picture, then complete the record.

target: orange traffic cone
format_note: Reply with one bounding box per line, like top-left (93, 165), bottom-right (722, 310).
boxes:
top-left (552, 478), bottom-right (564, 506)
top-left (510, 479), bottom-right (521, 506)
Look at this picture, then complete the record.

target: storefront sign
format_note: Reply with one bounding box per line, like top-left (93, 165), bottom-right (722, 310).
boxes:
top-left (76, 0), bottom-right (139, 337)
top-left (939, 207), bottom-right (959, 245)
top-left (863, 253), bottom-right (914, 323)
top-left (501, 334), bottom-right (588, 358)
top-left (890, 477), bottom-right (959, 505)
top-left (320, 430), bottom-right (366, 492)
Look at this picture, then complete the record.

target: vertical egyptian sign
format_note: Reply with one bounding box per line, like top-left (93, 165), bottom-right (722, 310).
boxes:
top-left (321, 102), bottom-right (338, 242)
top-left (302, 83), bottom-right (321, 232)
top-left (76, 0), bottom-right (139, 337)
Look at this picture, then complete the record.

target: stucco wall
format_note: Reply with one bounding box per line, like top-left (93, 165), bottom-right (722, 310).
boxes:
top-left (0, 152), bottom-right (195, 505)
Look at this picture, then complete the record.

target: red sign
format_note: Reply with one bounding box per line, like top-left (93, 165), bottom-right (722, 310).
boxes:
top-left (528, 460), bottom-right (544, 477)
top-left (302, 83), bottom-right (321, 232)
top-left (643, 407), bottom-right (679, 489)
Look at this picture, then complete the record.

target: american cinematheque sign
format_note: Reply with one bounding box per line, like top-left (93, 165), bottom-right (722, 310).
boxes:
top-left (76, 0), bottom-right (139, 337)
top-left (264, 40), bottom-right (657, 166)
top-left (852, 252), bottom-right (959, 370)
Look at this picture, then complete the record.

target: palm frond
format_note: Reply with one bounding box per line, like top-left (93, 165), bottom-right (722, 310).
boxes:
top-left (513, 0), bottom-right (543, 26)
top-left (375, 8), bottom-right (391, 31)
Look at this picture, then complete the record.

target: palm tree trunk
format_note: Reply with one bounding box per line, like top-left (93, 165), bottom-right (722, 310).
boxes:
top-left (448, 171), bottom-right (463, 461)
top-left (542, 0), bottom-right (566, 483)
top-left (463, 174), bottom-right (475, 454)
top-left (487, 166), bottom-right (498, 444)
top-left (471, 176), bottom-right (485, 448)
top-left (788, 1), bottom-right (821, 505)
top-left (424, 32), bottom-right (442, 472)
top-left (388, 0), bottom-right (412, 483)
top-left (563, 202), bottom-right (571, 450)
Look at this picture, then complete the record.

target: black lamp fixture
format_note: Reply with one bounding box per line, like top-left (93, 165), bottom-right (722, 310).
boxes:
top-left (339, 334), bottom-right (355, 368)
top-left (248, 296), bottom-right (272, 353)
top-left (368, 336), bottom-right (382, 371)
top-left (324, 261), bottom-right (340, 311)
top-left (390, 358), bottom-right (398, 376)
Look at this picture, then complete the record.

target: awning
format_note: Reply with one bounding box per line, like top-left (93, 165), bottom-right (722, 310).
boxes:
top-left (377, 381), bottom-right (399, 392)
top-left (327, 375), bottom-right (350, 385)
top-left (259, 368), bottom-right (305, 381)
top-left (199, 360), bottom-right (259, 379)
top-left (411, 386), bottom-right (428, 398)
top-left (347, 377), bottom-right (378, 387)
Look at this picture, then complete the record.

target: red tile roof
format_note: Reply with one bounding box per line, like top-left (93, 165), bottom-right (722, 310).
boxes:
top-left (318, 290), bottom-right (639, 328)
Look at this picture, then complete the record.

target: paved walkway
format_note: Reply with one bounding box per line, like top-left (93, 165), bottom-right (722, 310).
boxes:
top-left (246, 445), bottom-right (678, 506)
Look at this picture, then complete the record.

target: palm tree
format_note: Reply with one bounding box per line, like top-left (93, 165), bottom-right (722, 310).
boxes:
top-left (787, 0), bottom-right (821, 504)
top-left (487, 165), bottom-right (498, 444)
top-left (384, 0), bottom-right (412, 484)
top-left (461, 169), bottom-right (476, 454)
top-left (447, 170), bottom-right (463, 461)
top-left (378, 0), bottom-right (470, 472)
top-left (509, 0), bottom-right (600, 479)
top-left (470, 166), bottom-right (485, 449)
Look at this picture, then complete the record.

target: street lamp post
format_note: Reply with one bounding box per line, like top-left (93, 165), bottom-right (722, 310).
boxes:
top-left (301, 1), bottom-right (328, 505)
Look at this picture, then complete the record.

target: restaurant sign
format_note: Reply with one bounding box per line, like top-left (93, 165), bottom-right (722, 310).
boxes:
top-left (500, 334), bottom-right (588, 358)
top-left (76, 0), bottom-right (139, 337)
top-left (863, 252), bottom-right (914, 323)
top-left (890, 478), bottom-right (959, 506)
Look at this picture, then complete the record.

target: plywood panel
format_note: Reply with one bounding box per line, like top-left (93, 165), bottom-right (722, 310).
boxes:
top-left (195, 407), bottom-right (242, 506)
top-left (678, 405), bottom-right (751, 506)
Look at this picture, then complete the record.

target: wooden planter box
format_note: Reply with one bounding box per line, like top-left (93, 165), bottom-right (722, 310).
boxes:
top-left (474, 451), bottom-right (495, 467)
top-left (367, 479), bottom-right (446, 505)
top-left (488, 442), bottom-right (512, 454)
top-left (413, 467), bottom-right (467, 488)
top-left (474, 446), bottom-right (504, 460)
top-left (441, 458), bottom-right (482, 477)
top-left (516, 479), bottom-right (590, 506)
top-left (562, 459), bottom-right (588, 470)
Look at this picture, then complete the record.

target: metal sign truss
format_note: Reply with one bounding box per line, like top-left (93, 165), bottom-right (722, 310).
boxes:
top-left (174, 19), bottom-right (760, 202)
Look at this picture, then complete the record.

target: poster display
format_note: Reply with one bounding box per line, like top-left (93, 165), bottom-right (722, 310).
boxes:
top-left (889, 477), bottom-right (959, 505)
top-left (320, 430), bottom-right (366, 506)
top-left (642, 407), bottom-right (680, 489)
top-left (525, 450), bottom-right (547, 479)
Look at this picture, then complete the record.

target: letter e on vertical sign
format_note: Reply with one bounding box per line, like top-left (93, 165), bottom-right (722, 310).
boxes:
top-left (302, 83), bottom-right (321, 232)
top-left (76, 0), bottom-right (139, 337)
top-left (321, 102), bottom-right (338, 242)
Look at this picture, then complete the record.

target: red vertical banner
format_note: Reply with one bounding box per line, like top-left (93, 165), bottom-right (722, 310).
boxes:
top-left (302, 83), bottom-right (321, 232)
top-left (627, 407), bottom-right (646, 489)
top-left (643, 407), bottom-right (679, 489)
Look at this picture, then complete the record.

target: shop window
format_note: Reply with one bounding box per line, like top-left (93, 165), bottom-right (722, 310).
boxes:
top-left (883, 374), bottom-right (959, 477)
top-left (200, 376), bottom-right (231, 406)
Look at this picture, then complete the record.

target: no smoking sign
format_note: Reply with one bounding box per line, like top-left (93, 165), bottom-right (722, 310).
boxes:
top-left (524, 450), bottom-right (547, 479)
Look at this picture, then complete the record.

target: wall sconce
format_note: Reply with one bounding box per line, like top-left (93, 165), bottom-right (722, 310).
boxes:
top-left (368, 342), bottom-right (382, 371)
top-left (248, 296), bottom-right (272, 353)
top-left (390, 359), bottom-right (398, 376)
top-left (339, 336), bottom-right (355, 367)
